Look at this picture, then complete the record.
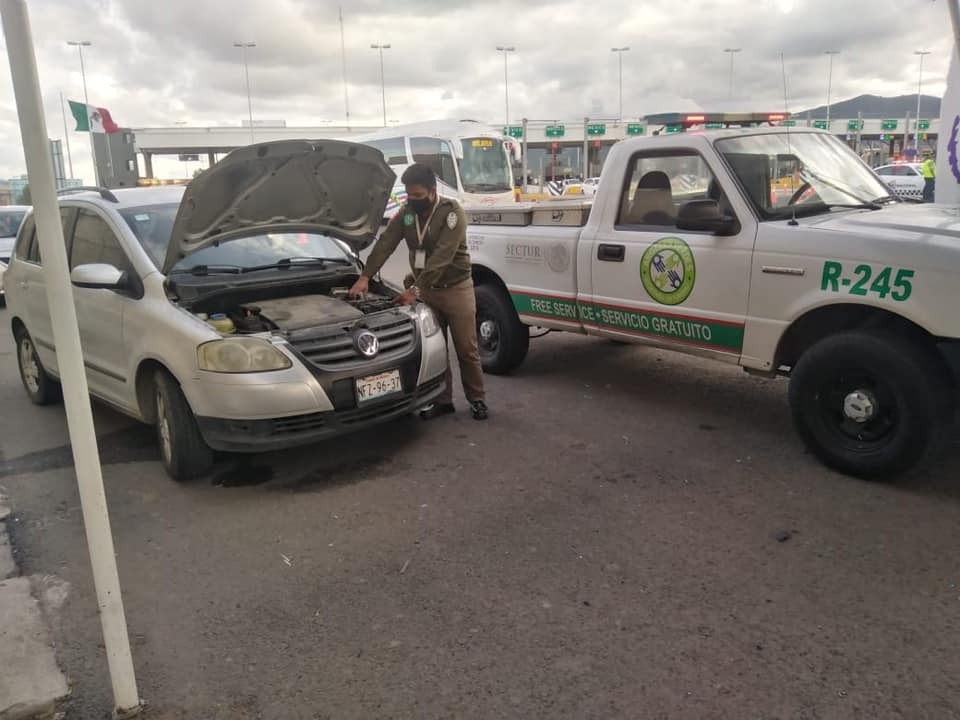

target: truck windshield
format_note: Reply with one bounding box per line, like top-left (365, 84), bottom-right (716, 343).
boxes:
top-left (459, 138), bottom-right (513, 193)
top-left (715, 133), bottom-right (891, 219)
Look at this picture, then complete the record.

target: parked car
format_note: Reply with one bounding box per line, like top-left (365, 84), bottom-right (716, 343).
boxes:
top-left (5, 140), bottom-right (448, 480)
top-left (874, 163), bottom-right (925, 201)
top-left (0, 205), bottom-right (29, 302)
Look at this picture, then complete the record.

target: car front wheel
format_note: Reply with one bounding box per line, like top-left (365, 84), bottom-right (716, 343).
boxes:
top-left (154, 370), bottom-right (213, 481)
top-left (15, 327), bottom-right (61, 405)
top-left (788, 330), bottom-right (951, 480)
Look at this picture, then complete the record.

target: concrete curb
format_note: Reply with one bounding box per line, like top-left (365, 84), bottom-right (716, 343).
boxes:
top-left (0, 496), bottom-right (70, 720)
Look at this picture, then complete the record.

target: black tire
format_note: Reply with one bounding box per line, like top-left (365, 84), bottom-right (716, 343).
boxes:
top-left (788, 331), bottom-right (950, 480)
top-left (14, 326), bottom-right (61, 406)
top-left (154, 370), bottom-right (213, 482)
top-left (475, 283), bottom-right (529, 374)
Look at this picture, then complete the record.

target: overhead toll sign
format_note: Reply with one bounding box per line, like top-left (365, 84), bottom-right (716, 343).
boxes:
top-left (665, 124), bottom-right (684, 134)
top-left (504, 125), bottom-right (523, 138)
top-left (813, 120), bottom-right (829, 130)
top-left (587, 123), bottom-right (606, 136)
top-left (848, 119), bottom-right (864, 131)
top-left (626, 123), bottom-right (645, 135)
top-left (780, 120), bottom-right (797, 127)
top-left (705, 122), bottom-right (724, 130)
top-left (545, 125), bottom-right (565, 137)
top-left (881, 119), bottom-right (898, 131)
top-left (918, 119), bottom-right (931, 130)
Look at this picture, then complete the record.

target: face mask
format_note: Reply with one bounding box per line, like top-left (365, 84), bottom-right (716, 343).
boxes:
top-left (408, 195), bottom-right (433, 214)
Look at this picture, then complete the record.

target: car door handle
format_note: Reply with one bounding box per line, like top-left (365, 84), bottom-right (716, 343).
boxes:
top-left (597, 243), bottom-right (625, 262)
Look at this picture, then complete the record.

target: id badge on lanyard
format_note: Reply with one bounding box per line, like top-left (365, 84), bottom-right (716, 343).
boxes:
top-left (414, 202), bottom-right (438, 270)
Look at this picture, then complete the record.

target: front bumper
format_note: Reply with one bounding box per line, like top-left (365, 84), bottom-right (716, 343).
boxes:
top-left (195, 373), bottom-right (445, 452)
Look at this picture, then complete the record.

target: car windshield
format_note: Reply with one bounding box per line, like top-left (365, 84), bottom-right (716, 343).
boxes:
top-left (0, 210), bottom-right (26, 238)
top-left (715, 132), bottom-right (891, 219)
top-left (119, 202), bottom-right (354, 272)
top-left (459, 138), bottom-right (513, 193)
top-left (169, 233), bottom-right (352, 274)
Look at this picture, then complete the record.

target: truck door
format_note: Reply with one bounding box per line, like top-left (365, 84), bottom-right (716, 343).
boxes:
top-left (586, 148), bottom-right (757, 362)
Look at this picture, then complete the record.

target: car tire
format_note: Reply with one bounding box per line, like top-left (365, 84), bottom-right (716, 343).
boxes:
top-left (154, 370), bottom-right (213, 482)
top-left (15, 327), bottom-right (61, 406)
top-left (788, 330), bottom-right (950, 480)
top-left (475, 283), bottom-right (529, 374)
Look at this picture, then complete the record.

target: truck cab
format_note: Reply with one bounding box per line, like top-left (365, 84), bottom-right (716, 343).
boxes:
top-left (464, 128), bottom-right (960, 480)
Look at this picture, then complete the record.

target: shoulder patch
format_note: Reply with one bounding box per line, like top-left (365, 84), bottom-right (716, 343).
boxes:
top-left (446, 211), bottom-right (458, 230)
top-left (403, 213), bottom-right (415, 227)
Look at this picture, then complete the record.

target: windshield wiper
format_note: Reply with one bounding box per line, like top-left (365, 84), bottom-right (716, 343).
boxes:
top-left (465, 183), bottom-right (512, 192)
top-left (871, 194), bottom-right (902, 205)
top-left (169, 264), bottom-right (242, 276)
top-left (240, 256), bottom-right (353, 274)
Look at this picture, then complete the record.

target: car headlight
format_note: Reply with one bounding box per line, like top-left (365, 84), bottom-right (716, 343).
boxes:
top-left (416, 303), bottom-right (441, 337)
top-left (197, 338), bottom-right (293, 373)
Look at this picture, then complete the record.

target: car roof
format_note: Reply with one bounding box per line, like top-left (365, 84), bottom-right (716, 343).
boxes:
top-left (0, 205), bottom-right (30, 212)
top-left (59, 185), bottom-right (185, 209)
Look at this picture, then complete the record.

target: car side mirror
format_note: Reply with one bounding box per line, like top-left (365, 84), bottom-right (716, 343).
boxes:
top-left (71, 263), bottom-right (127, 290)
top-left (676, 199), bottom-right (738, 235)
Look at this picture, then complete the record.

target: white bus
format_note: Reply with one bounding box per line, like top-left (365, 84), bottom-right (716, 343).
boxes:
top-left (343, 120), bottom-right (519, 216)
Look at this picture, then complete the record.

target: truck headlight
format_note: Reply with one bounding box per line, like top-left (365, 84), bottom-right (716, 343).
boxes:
top-left (416, 303), bottom-right (441, 337)
top-left (197, 338), bottom-right (293, 373)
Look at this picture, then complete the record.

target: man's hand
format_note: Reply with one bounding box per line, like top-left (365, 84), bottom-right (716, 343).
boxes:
top-left (348, 275), bottom-right (369, 298)
top-left (394, 289), bottom-right (417, 306)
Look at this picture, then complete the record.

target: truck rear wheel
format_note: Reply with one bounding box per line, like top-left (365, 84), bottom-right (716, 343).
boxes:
top-left (475, 283), bottom-right (529, 374)
top-left (788, 330), bottom-right (950, 480)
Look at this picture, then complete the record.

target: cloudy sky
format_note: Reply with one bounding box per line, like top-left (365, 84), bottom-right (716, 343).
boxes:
top-left (0, 0), bottom-right (953, 183)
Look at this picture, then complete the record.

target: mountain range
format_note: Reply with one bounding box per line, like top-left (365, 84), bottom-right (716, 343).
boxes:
top-left (798, 93), bottom-right (941, 119)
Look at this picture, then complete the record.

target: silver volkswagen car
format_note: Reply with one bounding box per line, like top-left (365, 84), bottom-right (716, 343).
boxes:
top-left (5, 140), bottom-right (447, 480)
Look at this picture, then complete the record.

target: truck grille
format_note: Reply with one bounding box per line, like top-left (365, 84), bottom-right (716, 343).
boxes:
top-left (289, 313), bottom-right (416, 369)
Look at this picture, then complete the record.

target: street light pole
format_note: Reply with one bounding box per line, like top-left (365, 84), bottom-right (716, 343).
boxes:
top-left (233, 41), bottom-right (256, 144)
top-left (496, 45), bottom-right (515, 126)
top-left (371, 43), bottom-right (390, 127)
top-left (824, 50), bottom-right (839, 126)
top-left (914, 50), bottom-right (931, 151)
top-left (67, 39), bottom-right (98, 185)
top-left (611, 47), bottom-right (629, 122)
top-left (724, 48), bottom-right (741, 102)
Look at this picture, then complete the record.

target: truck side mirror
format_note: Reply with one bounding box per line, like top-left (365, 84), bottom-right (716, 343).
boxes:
top-left (676, 199), bottom-right (738, 236)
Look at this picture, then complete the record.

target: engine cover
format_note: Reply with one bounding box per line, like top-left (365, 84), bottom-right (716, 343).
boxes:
top-left (242, 295), bottom-right (363, 331)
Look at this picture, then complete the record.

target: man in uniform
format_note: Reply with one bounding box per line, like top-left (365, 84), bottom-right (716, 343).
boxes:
top-left (349, 163), bottom-right (488, 421)
top-left (921, 151), bottom-right (936, 203)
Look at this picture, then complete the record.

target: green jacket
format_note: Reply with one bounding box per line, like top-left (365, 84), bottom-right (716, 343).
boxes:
top-left (921, 158), bottom-right (936, 179)
top-left (364, 197), bottom-right (471, 290)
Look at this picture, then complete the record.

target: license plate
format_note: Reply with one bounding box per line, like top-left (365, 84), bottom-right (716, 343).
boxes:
top-left (355, 369), bottom-right (402, 404)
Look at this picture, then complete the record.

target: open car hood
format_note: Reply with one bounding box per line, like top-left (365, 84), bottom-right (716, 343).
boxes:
top-left (163, 139), bottom-right (396, 274)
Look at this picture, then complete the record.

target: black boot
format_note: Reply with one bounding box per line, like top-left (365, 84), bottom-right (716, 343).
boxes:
top-left (469, 400), bottom-right (489, 421)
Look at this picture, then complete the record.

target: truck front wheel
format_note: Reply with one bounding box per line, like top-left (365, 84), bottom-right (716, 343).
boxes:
top-left (788, 331), bottom-right (950, 480)
top-left (475, 283), bottom-right (529, 374)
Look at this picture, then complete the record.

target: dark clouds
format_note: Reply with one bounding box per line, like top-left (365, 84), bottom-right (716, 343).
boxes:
top-left (0, 0), bottom-right (950, 181)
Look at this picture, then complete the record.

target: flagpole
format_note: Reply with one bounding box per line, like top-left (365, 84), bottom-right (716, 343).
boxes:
top-left (68, 40), bottom-right (98, 185)
top-left (59, 90), bottom-right (73, 181)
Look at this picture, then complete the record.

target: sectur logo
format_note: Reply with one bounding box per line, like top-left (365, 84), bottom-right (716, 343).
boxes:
top-left (640, 237), bottom-right (696, 306)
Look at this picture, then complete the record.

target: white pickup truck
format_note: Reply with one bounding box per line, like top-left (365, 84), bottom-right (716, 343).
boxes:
top-left (461, 127), bottom-right (960, 479)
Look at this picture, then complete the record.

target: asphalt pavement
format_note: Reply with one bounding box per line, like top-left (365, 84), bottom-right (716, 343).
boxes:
top-left (1, 268), bottom-right (960, 718)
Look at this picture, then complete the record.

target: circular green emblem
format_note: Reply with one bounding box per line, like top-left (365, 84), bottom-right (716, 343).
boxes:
top-left (640, 237), bottom-right (696, 306)
top-left (403, 213), bottom-right (415, 227)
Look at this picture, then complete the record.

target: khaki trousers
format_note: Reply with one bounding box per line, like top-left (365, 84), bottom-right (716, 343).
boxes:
top-left (422, 278), bottom-right (486, 404)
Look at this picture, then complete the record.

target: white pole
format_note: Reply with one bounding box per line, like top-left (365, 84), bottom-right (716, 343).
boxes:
top-left (69, 40), bottom-right (98, 185)
top-left (339, 7), bottom-right (350, 129)
top-left (825, 50), bottom-right (838, 125)
top-left (1, 1), bottom-right (141, 716)
top-left (371, 44), bottom-right (390, 127)
top-left (59, 90), bottom-right (74, 180)
top-left (233, 41), bottom-right (256, 144)
top-left (914, 50), bottom-right (930, 152)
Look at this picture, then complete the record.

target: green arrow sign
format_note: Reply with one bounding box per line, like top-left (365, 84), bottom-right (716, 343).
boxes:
top-left (881, 119), bottom-right (898, 131)
top-left (586, 123), bottom-right (606, 136)
top-left (779, 120), bottom-right (797, 127)
top-left (626, 123), bottom-right (645, 135)
top-left (918, 119), bottom-right (931, 130)
top-left (503, 125), bottom-right (523, 138)
top-left (664, 124), bottom-right (683, 134)
top-left (545, 125), bottom-right (565, 137)
top-left (813, 120), bottom-right (829, 130)
top-left (705, 122), bottom-right (724, 130)
top-left (847, 119), bottom-right (864, 131)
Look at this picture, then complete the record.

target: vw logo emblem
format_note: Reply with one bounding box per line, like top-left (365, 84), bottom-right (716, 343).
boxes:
top-left (354, 330), bottom-right (379, 358)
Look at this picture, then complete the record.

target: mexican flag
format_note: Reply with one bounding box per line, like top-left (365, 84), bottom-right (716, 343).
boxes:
top-left (69, 100), bottom-right (120, 133)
